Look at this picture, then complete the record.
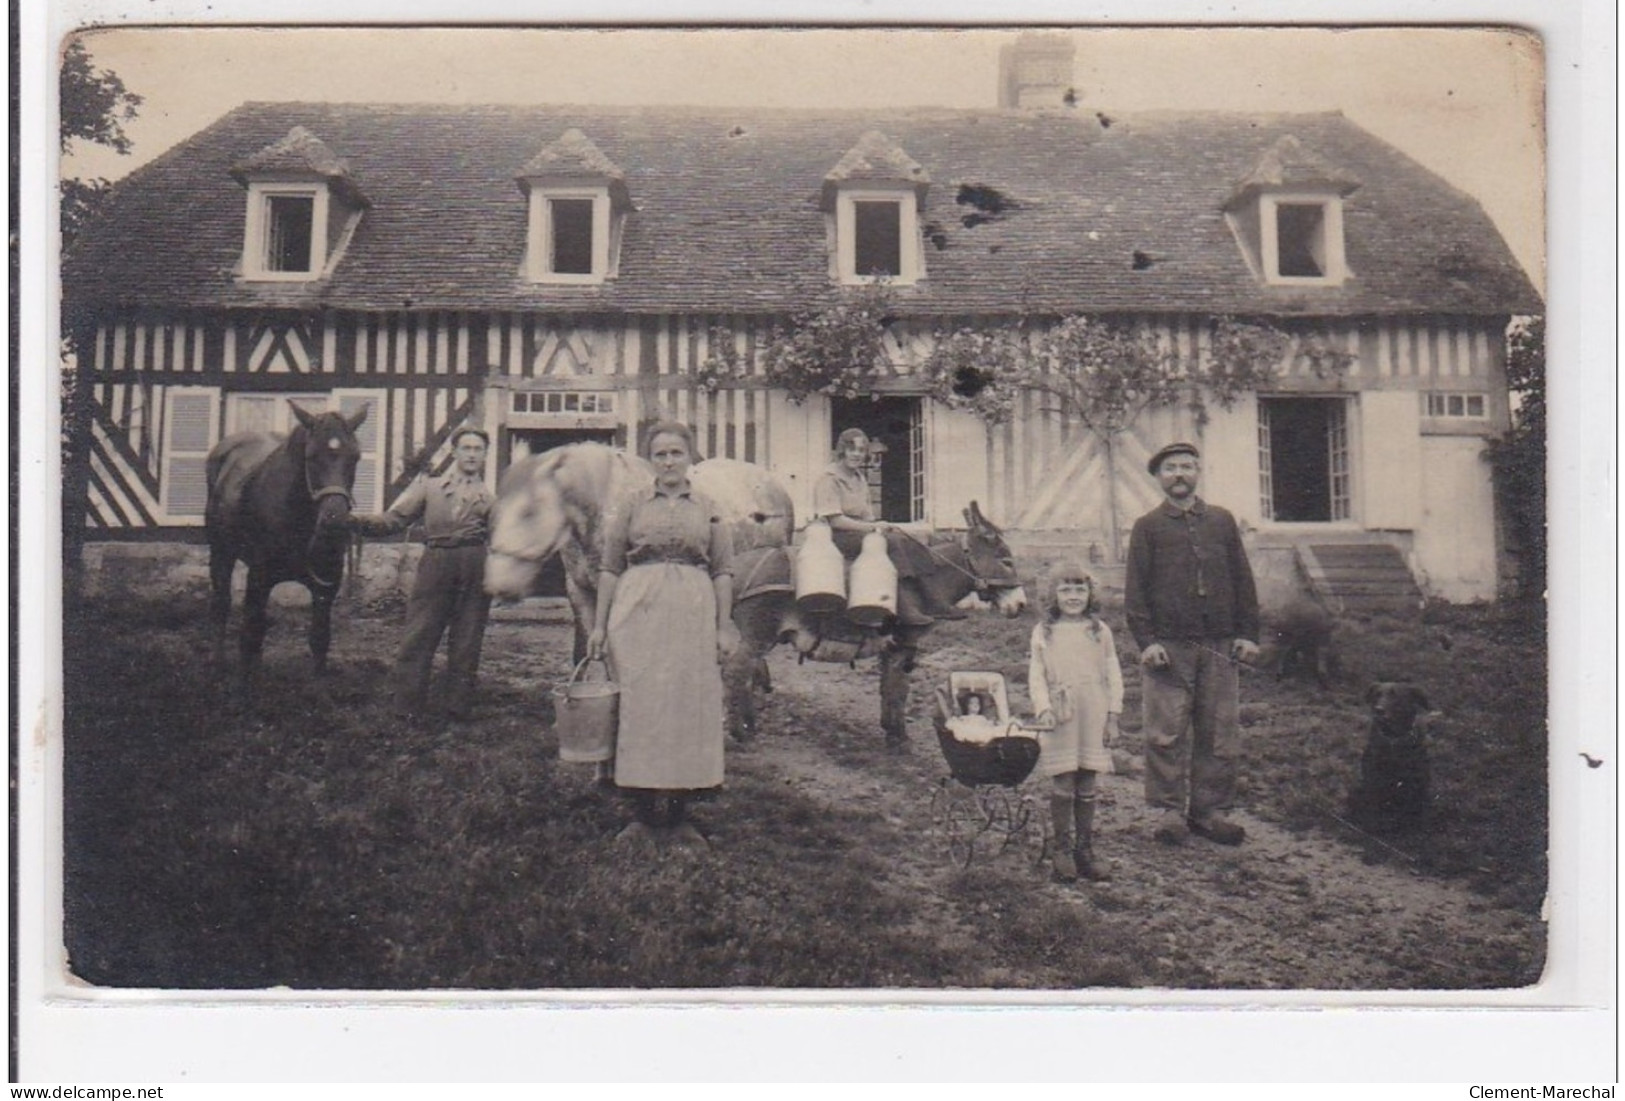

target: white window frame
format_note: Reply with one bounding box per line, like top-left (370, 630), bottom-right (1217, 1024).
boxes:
top-left (1259, 192), bottom-right (1347, 286)
top-left (835, 188), bottom-right (920, 286)
top-left (160, 386), bottom-right (221, 525)
top-left (1255, 394), bottom-right (1360, 528)
top-left (1424, 391), bottom-right (1489, 420)
top-left (242, 181), bottom-right (330, 281)
top-left (526, 187), bottom-right (612, 284)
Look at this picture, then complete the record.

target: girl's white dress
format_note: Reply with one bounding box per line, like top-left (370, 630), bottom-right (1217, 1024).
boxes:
top-left (1028, 618), bottom-right (1125, 776)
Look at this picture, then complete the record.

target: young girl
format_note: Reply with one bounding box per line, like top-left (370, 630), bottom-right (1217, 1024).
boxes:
top-left (1029, 561), bottom-right (1124, 883)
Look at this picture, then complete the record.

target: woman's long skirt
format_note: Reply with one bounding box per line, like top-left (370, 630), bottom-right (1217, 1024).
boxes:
top-left (606, 562), bottom-right (725, 791)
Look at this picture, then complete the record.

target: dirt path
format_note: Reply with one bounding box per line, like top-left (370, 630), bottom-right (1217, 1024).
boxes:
top-left (746, 645), bottom-right (1544, 990)
top-left (62, 595), bottom-right (1544, 991)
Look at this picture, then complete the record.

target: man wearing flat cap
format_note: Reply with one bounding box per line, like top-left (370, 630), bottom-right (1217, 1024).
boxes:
top-left (1125, 441), bottom-right (1260, 847)
top-left (350, 425), bottom-right (495, 722)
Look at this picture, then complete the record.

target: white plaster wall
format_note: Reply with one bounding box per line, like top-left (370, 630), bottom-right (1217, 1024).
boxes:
top-left (928, 403), bottom-right (991, 530)
top-left (1198, 402), bottom-right (1262, 529)
top-left (1415, 435), bottom-right (1501, 601)
top-left (764, 391), bottom-right (828, 531)
top-left (1360, 390), bottom-right (1424, 529)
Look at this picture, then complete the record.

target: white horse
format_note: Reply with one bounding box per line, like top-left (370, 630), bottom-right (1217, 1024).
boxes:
top-left (485, 443), bottom-right (1026, 745)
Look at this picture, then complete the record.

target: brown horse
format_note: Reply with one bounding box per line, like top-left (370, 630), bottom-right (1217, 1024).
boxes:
top-left (206, 402), bottom-right (367, 672)
top-left (486, 443), bottom-right (1027, 745)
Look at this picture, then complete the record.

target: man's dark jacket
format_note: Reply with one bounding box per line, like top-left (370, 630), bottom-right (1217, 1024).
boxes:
top-left (1124, 497), bottom-right (1260, 649)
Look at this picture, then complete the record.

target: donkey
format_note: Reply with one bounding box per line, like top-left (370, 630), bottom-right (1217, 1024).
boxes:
top-left (486, 443), bottom-right (1027, 746)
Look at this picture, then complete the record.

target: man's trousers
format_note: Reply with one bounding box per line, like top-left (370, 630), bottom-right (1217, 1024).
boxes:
top-left (1141, 639), bottom-right (1242, 819)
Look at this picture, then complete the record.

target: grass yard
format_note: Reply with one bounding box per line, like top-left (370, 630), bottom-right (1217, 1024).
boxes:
top-left (60, 579), bottom-right (1547, 990)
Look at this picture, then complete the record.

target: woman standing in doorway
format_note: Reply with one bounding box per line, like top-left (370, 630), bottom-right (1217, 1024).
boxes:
top-left (587, 421), bottom-right (739, 850)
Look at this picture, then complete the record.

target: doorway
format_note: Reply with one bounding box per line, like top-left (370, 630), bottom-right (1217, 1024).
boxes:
top-left (1257, 397), bottom-right (1350, 522)
top-left (501, 426), bottom-right (618, 471)
top-left (503, 427), bottom-right (617, 596)
top-left (828, 396), bottom-right (925, 523)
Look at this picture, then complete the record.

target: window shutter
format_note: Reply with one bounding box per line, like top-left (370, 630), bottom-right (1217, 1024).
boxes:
top-left (335, 390), bottom-right (384, 511)
top-left (162, 388), bottom-right (220, 523)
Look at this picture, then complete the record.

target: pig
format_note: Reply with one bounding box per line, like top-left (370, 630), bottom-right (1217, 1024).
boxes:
top-left (1269, 599), bottom-right (1339, 686)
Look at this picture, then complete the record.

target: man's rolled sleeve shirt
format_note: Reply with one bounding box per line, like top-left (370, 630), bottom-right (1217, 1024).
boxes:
top-left (357, 471), bottom-right (492, 546)
top-left (1124, 498), bottom-right (1260, 649)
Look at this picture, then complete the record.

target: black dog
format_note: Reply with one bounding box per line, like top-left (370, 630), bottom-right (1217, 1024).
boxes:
top-left (1348, 682), bottom-right (1434, 830)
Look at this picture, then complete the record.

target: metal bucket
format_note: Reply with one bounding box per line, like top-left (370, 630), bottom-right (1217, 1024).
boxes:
top-left (553, 657), bottom-right (619, 762)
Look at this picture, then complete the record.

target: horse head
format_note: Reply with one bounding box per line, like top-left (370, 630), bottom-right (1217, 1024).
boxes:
top-left (486, 443), bottom-right (637, 599)
top-left (290, 402), bottom-right (366, 541)
top-left (961, 500), bottom-right (1028, 618)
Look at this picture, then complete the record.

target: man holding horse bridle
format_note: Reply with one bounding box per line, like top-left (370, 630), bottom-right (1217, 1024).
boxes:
top-left (350, 426), bottom-right (496, 723)
top-left (813, 427), bottom-right (965, 628)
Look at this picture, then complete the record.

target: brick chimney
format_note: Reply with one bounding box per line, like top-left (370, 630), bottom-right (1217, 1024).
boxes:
top-left (998, 33), bottom-right (1077, 109)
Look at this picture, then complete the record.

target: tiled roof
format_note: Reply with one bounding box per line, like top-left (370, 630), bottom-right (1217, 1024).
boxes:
top-left (517, 127), bottom-right (625, 182)
top-left (63, 102), bottom-right (1541, 317)
top-left (229, 125), bottom-right (367, 206)
top-left (1229, 135), bottom-right (1361, 204)
top-left (825, 130), bottom-right (929, 186)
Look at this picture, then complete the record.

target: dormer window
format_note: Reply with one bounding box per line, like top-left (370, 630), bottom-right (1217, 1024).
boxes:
top-left (527, 188), bottom-right (613, 282)
top-left (1260, 194), bottom-right (1346, 284)
top-left (231, 127), bottom-right (367, 284)
top-left (837, 190), bottom-right (919, 283)
top-left (245, 183), bottom-right (327, 278)
top-left (517, 129), bottom-right (630, 286)
top-left (1227, 135), bottom-right (1358, 289)
top-left (824, 131), bottom-right (929, 287)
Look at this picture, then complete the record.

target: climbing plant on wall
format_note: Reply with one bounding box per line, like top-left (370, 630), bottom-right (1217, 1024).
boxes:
top-left (922, 313), bottom-right (1307, 556)
top-left (760, 285), bottom-right (897, 401)
top-left (1484, 314), bottom-right (1544, 602)
top-left (921, 314), bottom-right (1307, 430)
top-left (699, 285), bottom-right (898, 402)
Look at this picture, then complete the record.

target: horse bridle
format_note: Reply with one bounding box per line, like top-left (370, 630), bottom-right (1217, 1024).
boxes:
top-left (892, 525), bottom-right (1013, 597)
top-left (306, 473), bottom-right (354, 511)
top-left (304, 461), bottom-right (355, 591)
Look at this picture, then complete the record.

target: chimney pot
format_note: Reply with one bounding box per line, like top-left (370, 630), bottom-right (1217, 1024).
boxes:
top-left (998, 33), bottom-right (1078, 110)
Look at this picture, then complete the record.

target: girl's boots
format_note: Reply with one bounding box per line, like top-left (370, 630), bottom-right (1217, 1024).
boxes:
top-left (1049, 795), bottom-right (1079, 882)
top-left (1073, 793), bottom-right (1111, 882)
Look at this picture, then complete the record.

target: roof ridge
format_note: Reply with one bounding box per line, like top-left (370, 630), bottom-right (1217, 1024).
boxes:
top-left (227, 100), bottom-right (1353, 123)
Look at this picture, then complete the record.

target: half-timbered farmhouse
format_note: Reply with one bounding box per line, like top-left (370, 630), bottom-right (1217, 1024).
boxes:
top-left (62, 39), bottom-right (1539, 604)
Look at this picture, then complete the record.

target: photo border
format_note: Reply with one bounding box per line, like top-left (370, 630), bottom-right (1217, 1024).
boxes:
top-left (16, 0), bottom-right (1615, 1082)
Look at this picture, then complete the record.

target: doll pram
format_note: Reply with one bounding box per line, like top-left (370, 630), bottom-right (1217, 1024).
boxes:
top-left (928, 671), bottom-right (1046, 868)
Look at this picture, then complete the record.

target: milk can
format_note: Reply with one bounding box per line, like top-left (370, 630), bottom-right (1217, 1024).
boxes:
top-left (846, 530), bottom-right (898, 627)
top-left (795, 519), bottom-right (847, 614)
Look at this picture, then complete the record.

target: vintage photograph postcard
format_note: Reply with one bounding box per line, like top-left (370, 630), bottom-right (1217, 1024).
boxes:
top-left (21, 6), bottom-right (1613, 1083)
